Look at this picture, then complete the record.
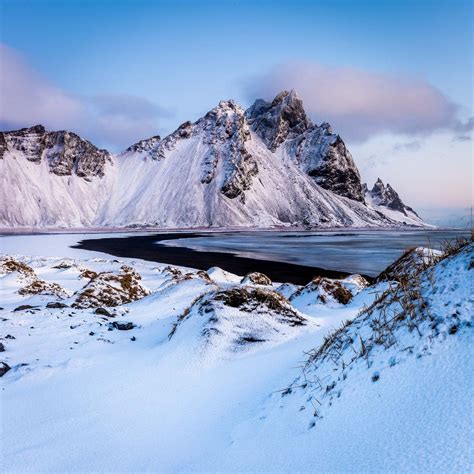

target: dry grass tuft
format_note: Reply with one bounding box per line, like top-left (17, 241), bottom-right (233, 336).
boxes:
top-left (73, 265), bottom-right (149, 308)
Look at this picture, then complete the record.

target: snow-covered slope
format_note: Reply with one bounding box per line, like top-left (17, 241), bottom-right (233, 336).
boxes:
top-left (0, 91), bottom-right (426, 228)
top-left (1, 239), bottom-right (471, 472)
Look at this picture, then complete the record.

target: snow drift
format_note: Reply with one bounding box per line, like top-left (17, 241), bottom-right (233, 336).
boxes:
top-left (1, 237), bottom-right (471, 472)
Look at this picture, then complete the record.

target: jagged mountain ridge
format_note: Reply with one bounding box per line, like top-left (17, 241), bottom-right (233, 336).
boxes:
top-left (364, 178), bottom-right (423, 225)
top-left (0, 90), bottom-right (425, 228)
top-left (0, 125), bottom-right (112, 179)
top-left (246, 91), bottom-right (364, 202)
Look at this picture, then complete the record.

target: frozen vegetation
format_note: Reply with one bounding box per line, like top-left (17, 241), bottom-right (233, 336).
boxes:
top-left (1, 236), bottom-right (472, 472)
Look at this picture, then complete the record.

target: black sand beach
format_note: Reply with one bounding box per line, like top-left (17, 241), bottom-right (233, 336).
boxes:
top-left (72, 233), bottom-right (370, 285)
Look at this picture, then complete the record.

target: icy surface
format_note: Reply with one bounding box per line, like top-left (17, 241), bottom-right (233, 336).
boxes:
top-left (159, 229), bottom-right (470, 276)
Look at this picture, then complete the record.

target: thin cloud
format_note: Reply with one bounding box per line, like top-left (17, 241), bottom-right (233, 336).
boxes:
top-left (0, 44), bottom-right (170, 150)
top-left (0, 43), bottom-right (85, 129)
top-left (244, 61), bottom-right (461, 142)
top-left (393, 140), bottom-right (422, 152)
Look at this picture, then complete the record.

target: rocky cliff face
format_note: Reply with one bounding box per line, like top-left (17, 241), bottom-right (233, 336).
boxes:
top-left (365, 178), bottom-right (420, 217)
top-left (1, 125), bottom-right (112, 179)
top-left (197, 100), bottom-right (258, 200)
top-left (287, 122), bottom-right (365, 202)
top-left (246, 90), bottom-right (364, 202)
top-left (246, 90), bottom-right (311, 151)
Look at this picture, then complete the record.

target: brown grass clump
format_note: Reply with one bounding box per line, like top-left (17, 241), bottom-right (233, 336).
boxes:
top-left (79, 268), bottom-right (99, 280)
top-left (168, 287), bottom-right (307, 341)
top-left (241, 272), bottom-right (272, 286)
top-left (440, 235), bottom-right (472, 258)
top-left (377, 247), bottom-right (440, 284)
top-left (0, 258), bottom-right (35, 277)
top-left (73, 265), bottom-right (149, 308)
top-left (1, 257), bottom-right (69, 298)
top-left (278, 237), bottom-right (473, 425)
top-left (214, 287), bottom-right (305, 324)
top-left (292, 277), bottom-right (353, 305)
top-left (19, 279), bottom-right (69, 298)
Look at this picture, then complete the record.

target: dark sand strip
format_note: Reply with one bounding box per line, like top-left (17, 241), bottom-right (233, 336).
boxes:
top-left (72, 233), bottom-right (372, 285)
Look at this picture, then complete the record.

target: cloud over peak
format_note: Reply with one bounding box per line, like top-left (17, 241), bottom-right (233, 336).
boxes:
top-left (244, 61), bottom-right (464, 142)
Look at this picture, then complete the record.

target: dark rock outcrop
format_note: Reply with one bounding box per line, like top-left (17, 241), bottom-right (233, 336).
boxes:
top-left (246, 90), bottom-right (311, 151)
top-left (291, 123), bottom-right (365, 202)
top-left (0, 361), bottom-right (11, 377)
top-left (199, 100), bottom-right (258, 201)
top-left (46, 302), bottom-right (69, 309)
top-left (365, 178), bottom-right (420, 217)
top-left (111, 321), bottom-right (135, 330)
top-left (1, 125), bottom-right (112, 179)
top-left (246, 92), bottom-right (364, 202)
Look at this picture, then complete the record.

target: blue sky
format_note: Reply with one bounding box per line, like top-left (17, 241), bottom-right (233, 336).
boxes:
top-left (0, 0), bottom-right (472, 209)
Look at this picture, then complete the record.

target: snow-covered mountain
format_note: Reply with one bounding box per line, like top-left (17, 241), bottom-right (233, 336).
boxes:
top-left (0, 91), bottom-right (425, 228)
top-left (364, 178), bottom-right (424, 226)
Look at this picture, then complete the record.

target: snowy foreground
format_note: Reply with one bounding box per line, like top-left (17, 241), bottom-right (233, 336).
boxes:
top-left (1, 242), bottom-right (472, 472)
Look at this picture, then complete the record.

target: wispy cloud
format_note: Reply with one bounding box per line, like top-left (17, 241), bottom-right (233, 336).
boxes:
top-left (0, 44), bottom-right (171, 150)
top-left (0, 44), bottom-right (84, 129)
top-left (244, 61), bottom-right (465, 142)
top-left (393, 140), bottom-right (422, 152)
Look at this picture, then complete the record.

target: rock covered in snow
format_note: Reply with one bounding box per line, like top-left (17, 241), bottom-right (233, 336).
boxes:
top-left (291, 274), bottom-right (369, 306)
top-left (275, 282), bottom-right (302, 299)
top-left (364, 178), bottom-right (423, 225)
top-left (287, 122), bottom-right (365, 202)
top-left (241, 272), bottom-right (272, 286)
top-left (124, 134), bottom-right (162, 155)
top-left (73, 265), bottom-right (150, 308)
top-left (169, 286), bottom-right (312, 357)
top-left (1, 125), bottom-right (112, 179)
top-left (246, 90), bottom-right (311, 151)
top-left (207, 267), bottom-right (242, 284)
top-left (199, 100), bottom-right (258, 200)
top-left (247, 90), bottom-right (364, 202)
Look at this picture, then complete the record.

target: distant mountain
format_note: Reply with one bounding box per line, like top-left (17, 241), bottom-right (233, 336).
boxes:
top-left (363, 178), bottom-right (424, 226)
top-left (0, 91), bottom-right (427, 228)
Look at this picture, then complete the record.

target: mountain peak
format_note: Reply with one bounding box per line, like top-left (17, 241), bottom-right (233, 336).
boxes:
top-left (366, 178), bottom-right (419, 218)
top-left (216, 99), bottom-right (241, 111)
top-left (319, 122), bottom-right (333, 134)
top-left (246, 90), bottom-right (311, 151)
top-left (24, 124), bottom-right (46, 134)
top-left (270, 89), bottom-right (301, 106)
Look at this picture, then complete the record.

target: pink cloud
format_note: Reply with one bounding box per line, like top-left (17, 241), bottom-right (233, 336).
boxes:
top-left (244, 61), bottom-right (461, 141)
top-left (0, 44), bottom-right (85, 129)
top-left (0, 44), bottom-right (170, 150)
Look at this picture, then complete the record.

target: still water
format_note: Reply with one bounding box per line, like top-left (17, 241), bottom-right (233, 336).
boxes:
top-left (160, 229), bottom-right (471, 277)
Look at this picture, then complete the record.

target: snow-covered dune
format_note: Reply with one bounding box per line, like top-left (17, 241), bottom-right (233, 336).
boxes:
top-left (1, 239), bottom-right (471, 472)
